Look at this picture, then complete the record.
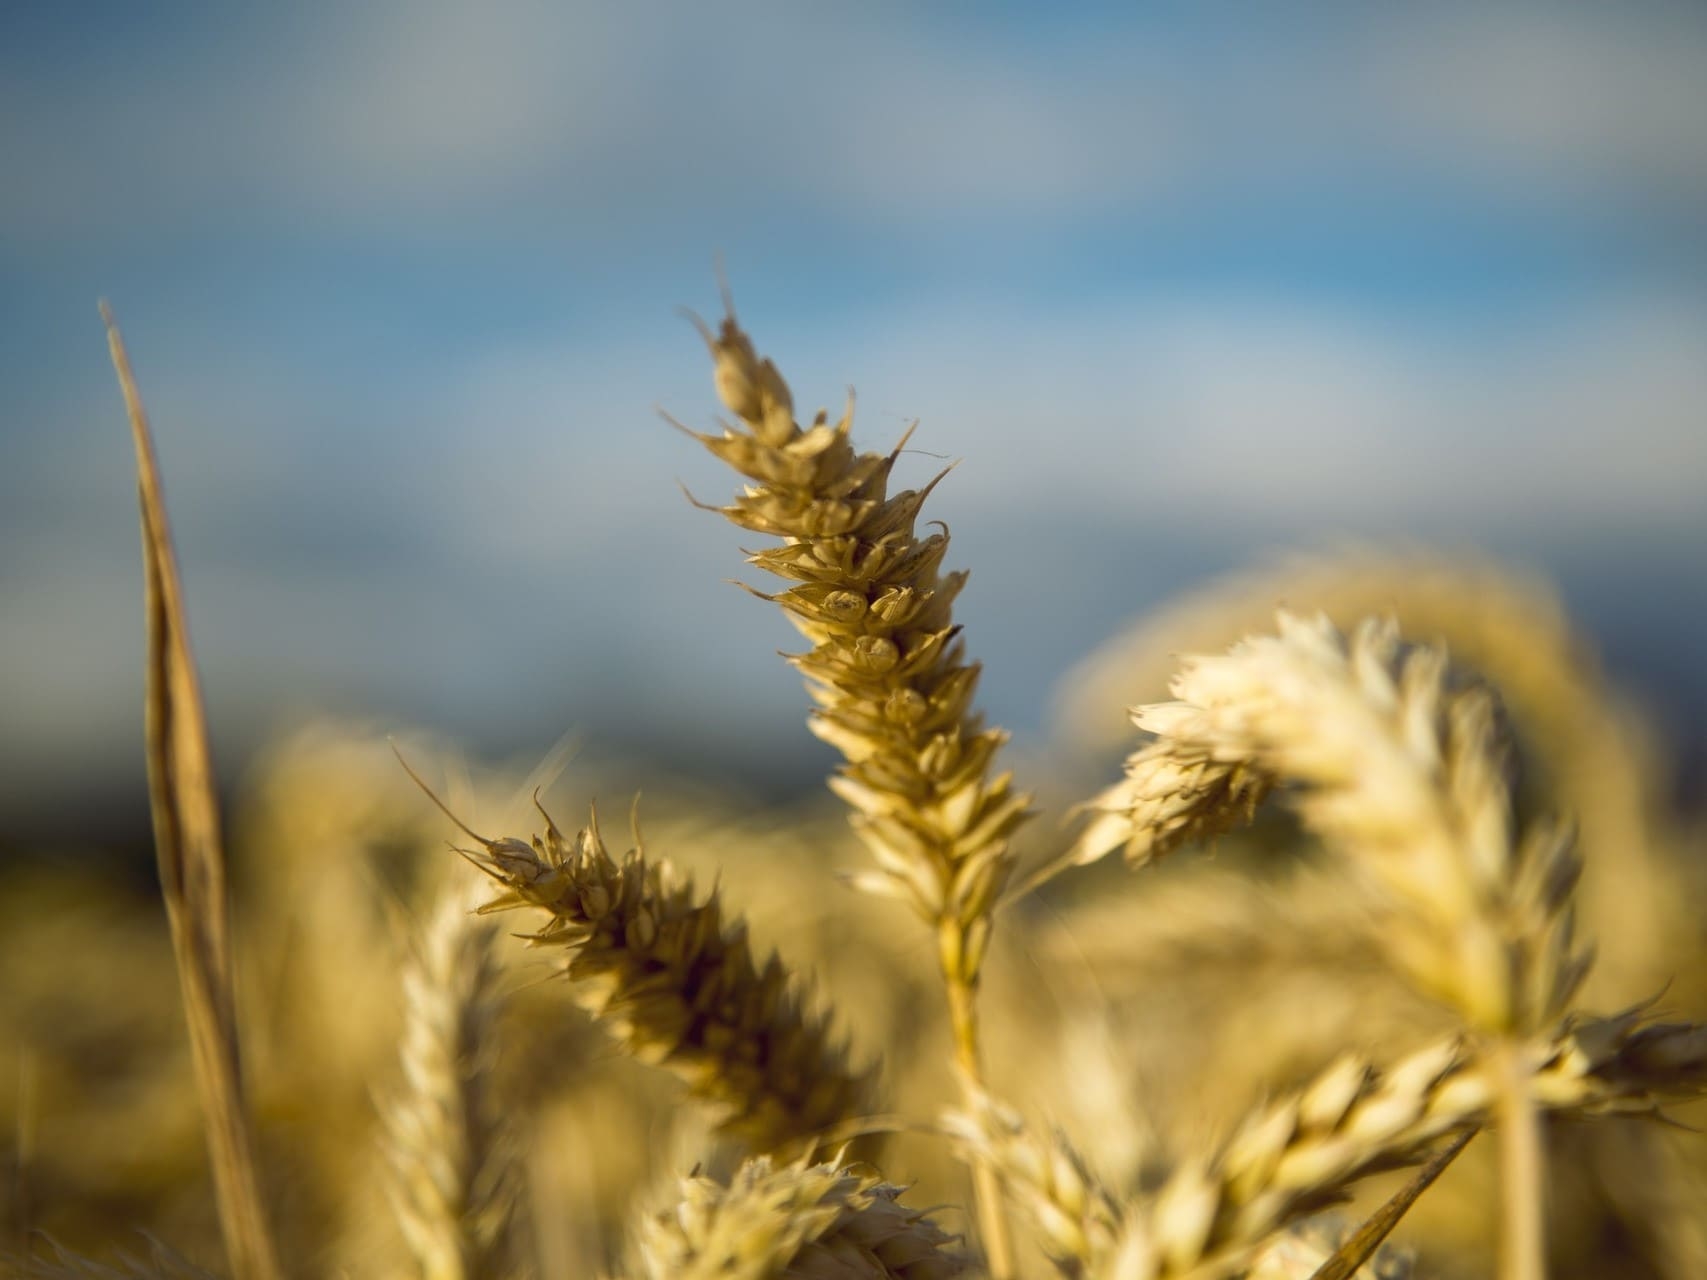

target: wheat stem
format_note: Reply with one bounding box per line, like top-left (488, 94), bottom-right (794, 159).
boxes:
top-left (1495, 1040), bottom-right (1546, 1280)
top-left (946, 971), bottom-right (1014, 1280)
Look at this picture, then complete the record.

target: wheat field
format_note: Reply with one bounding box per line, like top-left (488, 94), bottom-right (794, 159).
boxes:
top-left (2, 305), bottom-right (1705, 1280)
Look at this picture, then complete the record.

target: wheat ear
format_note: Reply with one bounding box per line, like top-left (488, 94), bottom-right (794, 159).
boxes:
top-left (1051, 549), bottom-right (1683, 1008)
top-left (417, 778), bottom-right (873, 1157)
top-left (1076, 613), bottom-right (1586, 1038)
top-left (677, 309), bottom-right (1028, 1273)
top-left (954, 1012), bottom-right (1707, 1280)
top-left (382, 884), bottom-right (519, 1280)
top-left (634, 1154), bottom-right (968, 1280)
top-left (1074, 613), bottom-right (1595, 1276)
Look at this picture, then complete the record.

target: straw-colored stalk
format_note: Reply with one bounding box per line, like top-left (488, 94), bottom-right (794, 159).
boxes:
top-left (382, 885), bottom-right (519, 1280)
top-left (678, 311), bottom-right (1029, 1274)
top-left (634, 1154), bottom-right (968, 1280)
top-left (952, 1012), bottom-right (1707, 1280)
top-left (423, 784), bottom-right (874, 1158)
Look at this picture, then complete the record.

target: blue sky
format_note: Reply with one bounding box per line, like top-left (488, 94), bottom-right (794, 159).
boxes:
top-left (4, 2), bottom-right (1705, 839)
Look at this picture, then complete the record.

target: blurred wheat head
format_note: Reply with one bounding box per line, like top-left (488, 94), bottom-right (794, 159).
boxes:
top-left (4, 304), bottom-right (1707, 1280)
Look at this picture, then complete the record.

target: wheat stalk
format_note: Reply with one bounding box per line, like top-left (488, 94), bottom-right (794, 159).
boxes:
top-left (676, 307), bottom-right (1029, 1273)
top-left (382, 883), bottom-right (520, 1280)
top-left (634, 1154), bottom-right (968, 1280)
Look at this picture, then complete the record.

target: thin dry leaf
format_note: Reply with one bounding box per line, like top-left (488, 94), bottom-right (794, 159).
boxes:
top-left (103, 304), bottom-right (281, 1280)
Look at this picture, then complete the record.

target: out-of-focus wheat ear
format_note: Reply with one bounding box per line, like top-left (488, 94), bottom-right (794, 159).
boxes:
top-left (942, 1092), bottom-right (1123, 1279)
top-left (634, 1155), bottom-right (969, 1280)
top-left (102, 304), bottom-right (282, 1280)
top-left (398, 760), bottom-right (877, 1157)
top-left (1049, 547), bottom-right (1682, 1008)
top-left (959, 1015), bottom-right (1707, 1280)
top-left (1090, 613), bottom-right (1588, 1039)
top-left (383, 883), bottom-right (521, 1280)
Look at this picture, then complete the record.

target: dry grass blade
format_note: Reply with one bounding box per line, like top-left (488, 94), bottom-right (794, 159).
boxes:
top-left (102, 304), bottom-right (281, 1280)
top-left (1304, 1129), bottom-right (1472, 1280)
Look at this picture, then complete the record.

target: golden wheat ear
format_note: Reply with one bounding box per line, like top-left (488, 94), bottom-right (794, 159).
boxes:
top-left (397, 755), bottom-right (876, 1158)
top-left (1053, 548), bottom-right (1685, 1008)
top-left (679, 308), bottom-right (1030, 988)
top-left (103, 304), bottom-right (281, 1280)
top-left (680, 305), bottom-right (1028, 1275)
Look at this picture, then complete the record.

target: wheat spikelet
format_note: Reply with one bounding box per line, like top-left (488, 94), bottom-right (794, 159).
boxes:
top-left (1077, 613), bottom-right (1586, 1035)
top-left (453, 796), bottom-right (874, 1156)
top-left (382, 883), bottom-right (519, 1280)
top-left (1068, 740), bottom-right (1271, 874)
top-left (634, 1154), bottom-right (968, 1280)
top-left (677, 312), bottom-right (1029, 991)
top-left (955, 1012), bottom-right (1707, 1280)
